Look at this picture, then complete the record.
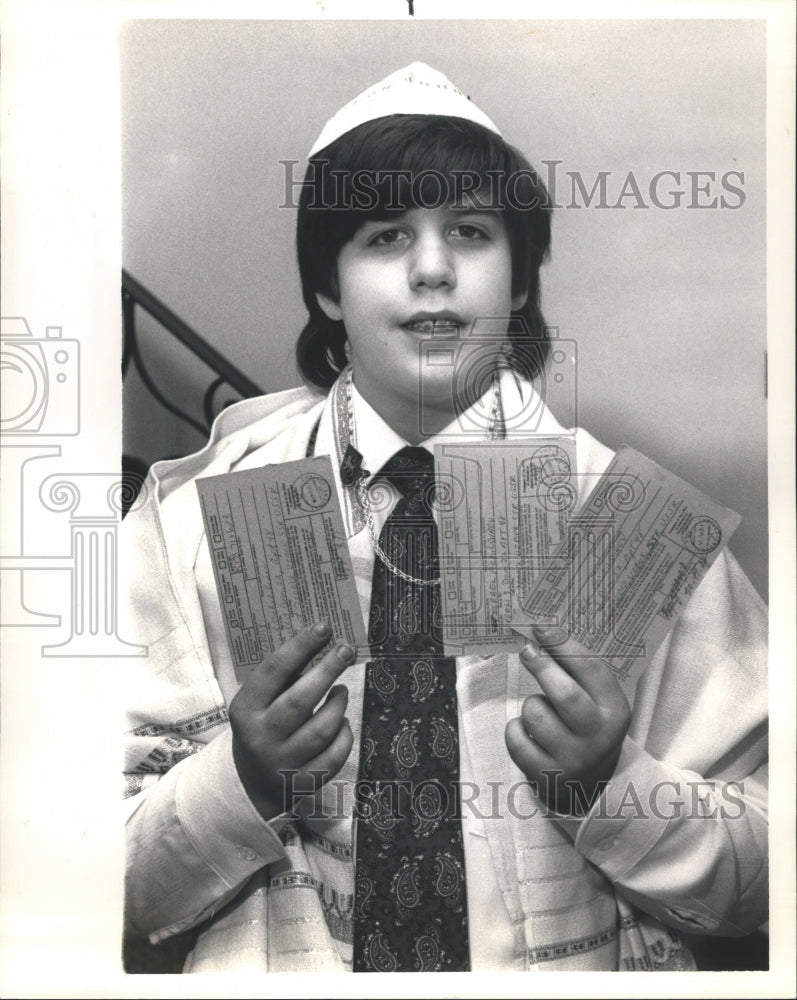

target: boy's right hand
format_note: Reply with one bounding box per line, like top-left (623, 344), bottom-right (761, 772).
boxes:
top-left (228, 623), bottom-right (355, 820)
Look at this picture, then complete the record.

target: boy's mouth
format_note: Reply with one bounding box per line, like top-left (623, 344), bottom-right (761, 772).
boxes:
top-left (403, 316), bottom-right (464, 335)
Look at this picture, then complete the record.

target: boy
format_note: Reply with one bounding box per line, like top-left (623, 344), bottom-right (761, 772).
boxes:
top-left (123, 63), bottom-right (767, 973)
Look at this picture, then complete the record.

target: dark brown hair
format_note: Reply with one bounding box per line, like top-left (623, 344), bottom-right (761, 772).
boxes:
top-left (295, 114), bottom-right (553, 391)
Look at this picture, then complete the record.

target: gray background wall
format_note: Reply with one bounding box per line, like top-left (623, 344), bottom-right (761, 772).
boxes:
top-left (121, 18), bottom-right (767, 599)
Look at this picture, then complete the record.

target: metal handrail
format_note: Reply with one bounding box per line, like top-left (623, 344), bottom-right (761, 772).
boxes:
top-left (121, 270), bottom-right (268, 513)
top-left (121, 269), bottom-right (266, 435)
top-left (122, 269), bottom-right (264, 399)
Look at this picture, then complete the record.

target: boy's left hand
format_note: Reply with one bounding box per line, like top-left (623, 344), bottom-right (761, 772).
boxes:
top-left (505, 625), bottom-right (632, 817)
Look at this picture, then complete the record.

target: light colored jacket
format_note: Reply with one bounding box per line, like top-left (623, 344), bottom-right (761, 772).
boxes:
top-left (123, 382), bottom-right (768, 972)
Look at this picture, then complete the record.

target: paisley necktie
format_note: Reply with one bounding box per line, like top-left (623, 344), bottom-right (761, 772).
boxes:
top-left (353, 446), bottom-right (470, 972)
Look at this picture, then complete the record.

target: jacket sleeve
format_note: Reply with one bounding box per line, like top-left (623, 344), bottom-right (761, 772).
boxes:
top-left (120, 461), bottom-right (288, 945)
top-left (569, 740), bottom-right (767, 936)
top-left (557, 548), bottom-right (769, 937)
top-left (125, 729), bottom-right (288, 943)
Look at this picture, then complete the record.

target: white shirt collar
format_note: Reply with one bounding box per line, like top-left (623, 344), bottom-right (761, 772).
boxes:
top-left (348, 388), bottom-right (409, 483)
top-left (350, 367), bottom-right (559, 483)
top-left (310, 365), bottom-right (566, 537)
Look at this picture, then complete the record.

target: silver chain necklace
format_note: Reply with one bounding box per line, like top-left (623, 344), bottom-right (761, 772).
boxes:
top-left (341, 366), bottom-right (503, 586)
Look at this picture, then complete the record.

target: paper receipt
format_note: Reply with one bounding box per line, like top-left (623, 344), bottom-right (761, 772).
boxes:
top-left (434, 438), bottom-right (577, 657)
top-left (514, 446), bottom-right (741, 685)
top-left (196, 456), bottom-right (367, 672)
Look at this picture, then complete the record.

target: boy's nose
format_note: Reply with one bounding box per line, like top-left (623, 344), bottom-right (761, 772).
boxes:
top-left (408, 237), bottom-right (456, 291)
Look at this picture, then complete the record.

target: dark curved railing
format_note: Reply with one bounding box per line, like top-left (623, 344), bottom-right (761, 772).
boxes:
top-left (121, 270), bottom-right (266, 512)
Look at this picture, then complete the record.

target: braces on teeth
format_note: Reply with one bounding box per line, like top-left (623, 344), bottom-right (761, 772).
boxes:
top-left (406, 319), bottom-right (461, 333)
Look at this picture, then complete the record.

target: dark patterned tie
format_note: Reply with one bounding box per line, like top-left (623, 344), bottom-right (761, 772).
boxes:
top-left (353, 446), bottom-right (470, 973)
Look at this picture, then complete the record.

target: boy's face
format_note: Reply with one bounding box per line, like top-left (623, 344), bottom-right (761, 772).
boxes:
top-left (316, 205), bottom-right (527, 441)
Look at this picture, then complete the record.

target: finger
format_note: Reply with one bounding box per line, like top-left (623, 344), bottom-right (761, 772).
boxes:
top-left (245, 622), bottom-right (335, 706)
top-left (532, 625), bottom-right (626, 706)
top-left (505, 717), bottom-right (558, 780)
top-left (269, 642), bottom-right (356, 737)
top-left (520, 642), bottom-right (600, 733)
top-left (520, 693), bottom-right (576, 759)
top-left (281, 684), bottom-right (349, 763)
top-left (301, 716), bottom-right (354, 789)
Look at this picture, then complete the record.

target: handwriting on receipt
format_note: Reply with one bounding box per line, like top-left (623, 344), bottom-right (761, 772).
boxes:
top-left (434, 438), bottom-right (578, 657)
top-left (514, 445), bottom-right (741, 685)
top-left (196, 456), bottom-right (367, 676)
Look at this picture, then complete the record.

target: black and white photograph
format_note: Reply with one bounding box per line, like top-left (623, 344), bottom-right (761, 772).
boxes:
top-left (1, 2), bottom-right (794, 997)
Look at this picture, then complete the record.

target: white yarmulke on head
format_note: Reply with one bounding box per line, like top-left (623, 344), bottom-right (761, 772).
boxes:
top-left (307, 62), bottom-right (502, 158)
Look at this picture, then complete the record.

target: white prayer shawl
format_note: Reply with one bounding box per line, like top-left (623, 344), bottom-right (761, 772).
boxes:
top-left (122, 375), bottom-right (768, 973)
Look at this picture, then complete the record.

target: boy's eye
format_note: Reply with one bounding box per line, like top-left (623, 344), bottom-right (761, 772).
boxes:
top-left (370, 228), bottom-right (407, 246)
top-left (450, 223), bottom-right (487, 240)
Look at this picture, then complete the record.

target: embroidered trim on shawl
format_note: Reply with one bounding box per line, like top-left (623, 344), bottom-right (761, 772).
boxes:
top-left (318, 883), bottom-right (354, 943)
top-left (330, 372), bottom-right (365, 534)
top-left (124, 774), bottom-right (145, 798)
top-left (128, 706), bottom-right (228, 738)
top-left (271, 872), bottom-right (317, 891)
top-left (269, 858), bottom-right (354, 947)
top-left (529, 926), bottom-right (617, 964)
top-left (305, 831), bottom-right (353, 859)
top-left (133, 736), bottom-right (204, 773)
top-left (281, 824), bottom-right (300, 846)
top-left (618, 916), bottom-right (693, 971)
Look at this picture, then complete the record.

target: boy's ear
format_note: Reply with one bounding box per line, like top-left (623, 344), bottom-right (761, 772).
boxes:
top-left (511, 288), bottom-right (529, 312)
top-left (316, 292), bottom-right (343, 322)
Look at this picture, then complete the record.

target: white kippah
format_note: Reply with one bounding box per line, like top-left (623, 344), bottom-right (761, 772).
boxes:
top-left (307, 62), bottom-right (502, 158)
